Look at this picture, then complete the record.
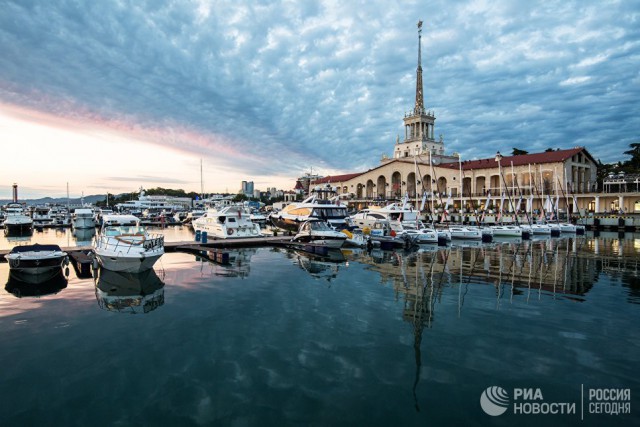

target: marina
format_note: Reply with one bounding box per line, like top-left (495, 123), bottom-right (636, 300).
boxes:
top-left (1, 4), bottom-right (639, 425)
top-left (0, 226), bottom-right (638, 425)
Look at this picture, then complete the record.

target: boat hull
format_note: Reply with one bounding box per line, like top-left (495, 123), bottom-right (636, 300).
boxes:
top-left (5, 245), bottom-right (68, 275)
top-left (6, 256), bottom-right (67, 275)
top-left (192, 223), bottom-right (262, 238)
top-left (95, 251), bottom-right (163, 273)
top-left (491, 226), bottom-right (523, 237)
top-left (292, 236), bottom-right (346, 248)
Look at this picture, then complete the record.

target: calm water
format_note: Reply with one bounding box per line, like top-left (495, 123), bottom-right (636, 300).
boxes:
top-left (0, 227), bottom-right (638, 426)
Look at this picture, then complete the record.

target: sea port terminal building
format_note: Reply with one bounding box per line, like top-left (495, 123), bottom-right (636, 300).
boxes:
top-left (311, 23), bottom-right (638, 217)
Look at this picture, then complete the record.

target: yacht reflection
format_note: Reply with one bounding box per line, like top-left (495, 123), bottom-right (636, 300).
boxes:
top-left (6, 235), bottom-right (32, 245)
top-left (195, 248), bottom-right (257, 278)
top-left (95, 268), bottom-right (165, 314)
top-left (73, 227), bottom-right (95, 244)
top-left (292, 249), bottom-right (346, 281)
top-left (5, 268), bottom-right (68, 298)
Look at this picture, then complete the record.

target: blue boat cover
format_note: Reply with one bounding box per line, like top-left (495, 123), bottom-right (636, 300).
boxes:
top-left (9, 244), bottom-right (63, 254)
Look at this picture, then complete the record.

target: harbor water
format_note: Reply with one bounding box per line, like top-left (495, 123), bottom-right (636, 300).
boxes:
top-left (0, 226), bottom-right (638, 426)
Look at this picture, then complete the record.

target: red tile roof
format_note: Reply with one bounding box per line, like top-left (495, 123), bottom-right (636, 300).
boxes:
top-left (439, 147), bottom-right (595, 171)
top-left (311, 173), bottom-right (363, 184)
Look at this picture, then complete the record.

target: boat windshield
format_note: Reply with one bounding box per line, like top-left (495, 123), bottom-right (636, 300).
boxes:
top-left (310, 207), bottom-right (348, 219)
top-left (104, 225), bottom-right (146, 236)
top-left (309, 221), bottom-right (331, 231)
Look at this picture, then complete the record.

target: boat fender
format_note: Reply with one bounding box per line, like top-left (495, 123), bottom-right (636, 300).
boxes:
top-left (341, 229), bottom-right (353, 239)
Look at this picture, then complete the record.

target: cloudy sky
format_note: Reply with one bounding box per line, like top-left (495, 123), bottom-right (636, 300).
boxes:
top-left (1, 0), bottom-right (638, 199)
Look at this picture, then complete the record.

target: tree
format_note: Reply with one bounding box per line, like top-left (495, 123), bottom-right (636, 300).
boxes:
top-left (512, 148), bottom-right (528, 155)
top-left (232, 193), bottom-right (248, 202)
top-left (622, 142), bottom-right (640, 171)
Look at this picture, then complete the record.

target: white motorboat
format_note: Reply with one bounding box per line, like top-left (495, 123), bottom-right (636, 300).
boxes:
top-left (72, 208), bottom-right (96, 229)
top-left (179, 209), bottom-right (206, 225)
top-left (32, 206), bottom-right (54, 228)
top-left (448, 225), bottom-right (483, 240)
top-left (249, 209), bottom-right (268, 227)
top-left (3, 203), bottom-right (33, 236)
top-left (292, 220), bottom-right (347, 248)
top-left (269, 185), bottom-right (353, 232)
top-left (4, 243), bottom-right (68, 275)
top-left (559, 223), bottom-right (577, 233)
top-left (490, 224), bottom-right (523, 237)
top-left (395, 222), bottom-right (439, 244)
top-left (351, 202), bottom-right (419, 230)
top-left (192, 205), bottom-right (262, 239)
top-left (94, 215), bottom-right (164, 273)
top-left (399, 228), bottom-right (439, 244)
top-left (338, 228), bottom-right (369, 247)
top-left (525, 224), bottom-right (552, 235)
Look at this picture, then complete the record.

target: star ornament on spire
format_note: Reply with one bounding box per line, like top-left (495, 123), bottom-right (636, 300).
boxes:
top-left (417, 20), bottom-right (423, 29)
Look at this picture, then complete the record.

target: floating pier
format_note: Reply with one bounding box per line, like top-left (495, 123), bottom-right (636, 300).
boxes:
top-left (67, 250), bottom-right (95, 278)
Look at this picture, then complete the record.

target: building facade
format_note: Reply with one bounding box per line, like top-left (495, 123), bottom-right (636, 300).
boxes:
top-left (311, 22), bottom-right (640, 215)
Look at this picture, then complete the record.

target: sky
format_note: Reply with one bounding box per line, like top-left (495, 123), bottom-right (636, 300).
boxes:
top-left (1, 0), bottom-right (638, 199)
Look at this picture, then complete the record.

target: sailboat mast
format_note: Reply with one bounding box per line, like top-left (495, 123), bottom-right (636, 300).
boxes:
top-left (458, 154), bottom-right (463, 223)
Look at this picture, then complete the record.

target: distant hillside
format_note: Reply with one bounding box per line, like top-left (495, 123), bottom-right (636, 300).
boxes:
top-left (0, 194), bottom-right (107, 206)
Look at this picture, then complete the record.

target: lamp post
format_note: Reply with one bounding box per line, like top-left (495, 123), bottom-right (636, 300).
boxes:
top-left (495, 152), bottom-right (503, 213)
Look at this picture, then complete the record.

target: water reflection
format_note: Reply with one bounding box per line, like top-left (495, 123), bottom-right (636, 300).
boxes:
top-left (291, 249), bottom-right (346, 281)
top-left (5, 268), bottom-right (68, 298)
top-left (73, 227), bottom-right (95, 245)
top-left (195, 248), bottom-right (257, 278)
top-left (95, 268), bottom-right (165, 314)
top-left (347, 236), bottom-right (598, 318)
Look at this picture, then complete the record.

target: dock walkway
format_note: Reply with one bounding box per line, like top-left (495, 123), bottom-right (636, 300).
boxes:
top-left (0, 236), bottom-right (293, 260)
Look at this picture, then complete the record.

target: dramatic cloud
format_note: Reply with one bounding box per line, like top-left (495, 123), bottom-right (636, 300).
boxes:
top-left (0, 0), bottom-right (638, 194)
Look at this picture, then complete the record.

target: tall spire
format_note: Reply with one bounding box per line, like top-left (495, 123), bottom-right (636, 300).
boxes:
top-left (414, 20), bottom-right (424, 115)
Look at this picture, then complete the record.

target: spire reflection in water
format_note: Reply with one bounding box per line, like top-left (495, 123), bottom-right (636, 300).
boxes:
top-left (95, 267), bottom-right (165, 314)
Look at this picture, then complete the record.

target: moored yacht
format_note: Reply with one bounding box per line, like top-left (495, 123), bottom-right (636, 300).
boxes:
top-left (94, 214), bottom-right (164, 273)
top-left (448, 225), bottom-right (483, 240)
top-left (292, 219), bottom-right (348, 248)
top-left (269, 185), bottom-right (353, 232)
top-left (351, 201), bottom-right (419, 230)
top-left (526, 223), bottom-right (552, 235)
top-left (32, 206), bottom-right (54, 228)
top-left (192, 205), bottom-right (262, 239)
top-left (4, 244), bottom-right (68, 275)
top-left (4, 203), bottom-right (33, 236)
top-left (490, 224), bottom-right (523, 238)
top-left (72, 208), bottom-right (96, 229)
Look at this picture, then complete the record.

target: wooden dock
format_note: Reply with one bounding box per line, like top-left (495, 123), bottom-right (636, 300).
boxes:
top-left (0, 236), bottom-right (292, 261)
